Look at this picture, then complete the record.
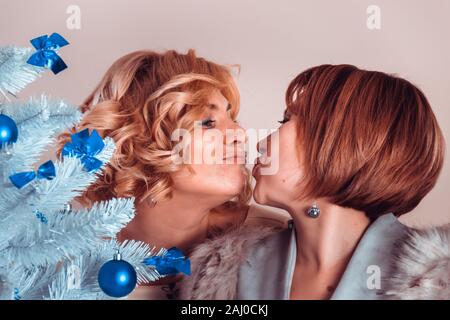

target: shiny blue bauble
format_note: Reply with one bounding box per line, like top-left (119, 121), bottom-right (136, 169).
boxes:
top-left (98, 258), bottom-right (137, 298)
top-left (0, 114), bottom-right (18, 148)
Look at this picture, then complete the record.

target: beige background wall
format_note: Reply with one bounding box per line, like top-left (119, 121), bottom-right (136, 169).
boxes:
top-left (1, 0), bottom-right (449, 227)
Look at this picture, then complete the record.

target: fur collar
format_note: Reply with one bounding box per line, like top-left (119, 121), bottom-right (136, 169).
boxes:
top-left (383, 224), bottom-right (450, 299)
top-left (180, 224), bottom-right (281, 300)
top-left (180, 221), bottom-right (450, 300)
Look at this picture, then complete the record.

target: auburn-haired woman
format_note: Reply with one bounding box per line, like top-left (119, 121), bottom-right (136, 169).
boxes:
top-left (57, 50), bottom-right (286, 299)
top-left (182, 64), bottom-right (450, 300)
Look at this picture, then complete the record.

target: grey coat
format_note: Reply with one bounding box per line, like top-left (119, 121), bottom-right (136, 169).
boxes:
top-left (180, 213), bottom-right (450, 300)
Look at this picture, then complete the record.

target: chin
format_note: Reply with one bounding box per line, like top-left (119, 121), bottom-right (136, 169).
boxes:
top-left (232, 179), bottom-right (247, 196)
top-left (218, 177), bottom-right (246, 199)
top-left (252, 185), bottom-right (268, 205)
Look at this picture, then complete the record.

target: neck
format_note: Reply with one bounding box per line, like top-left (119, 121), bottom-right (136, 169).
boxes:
top-left (287, 199), bottom-right (371, 271)
top-left (117, 191), bottom-right (221, 253)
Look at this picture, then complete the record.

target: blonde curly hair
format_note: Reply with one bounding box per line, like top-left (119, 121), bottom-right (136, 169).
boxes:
top-left (57, 49), bottom-right (251, 209)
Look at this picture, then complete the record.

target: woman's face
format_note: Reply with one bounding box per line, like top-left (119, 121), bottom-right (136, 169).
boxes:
top-left (252, 112), bottom-right (304, 209)
top-left (171, 90), bottom-right (247, 204)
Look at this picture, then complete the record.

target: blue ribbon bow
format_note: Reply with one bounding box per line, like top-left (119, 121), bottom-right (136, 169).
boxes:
top-left (62, 128), bottom-right (105, 173)
top-left (9, 160), bottom-right (56, 189)
top-left (34, 209), bottom-right (48, 224)
top-left (143, 247), bottom-right (191, 276)
top-left (27, 33), bottom-right (69, 74)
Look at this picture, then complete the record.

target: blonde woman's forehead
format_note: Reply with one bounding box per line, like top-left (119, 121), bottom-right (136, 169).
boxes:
top-left (206, 90), bottom-right (232, 112)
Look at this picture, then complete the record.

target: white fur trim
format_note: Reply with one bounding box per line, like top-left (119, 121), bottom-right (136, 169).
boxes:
top-left (383, 224), bottom-right (450, 299)
top-left (181, 221), bottom-right (450, 300)
top-left (180, 224), bottom-right (281, 300)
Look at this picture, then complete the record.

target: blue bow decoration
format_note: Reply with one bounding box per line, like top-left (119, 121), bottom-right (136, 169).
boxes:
top-left (9, 160), bottom-right (56, 189)
top-left (143, 247), bottom-right (191, 276)
top-left (34, 209), bottom-right (48, 224)
top-left (62, 128), bottom-right (105, 173)
top-left (27, 33), bottom-right (69, 74)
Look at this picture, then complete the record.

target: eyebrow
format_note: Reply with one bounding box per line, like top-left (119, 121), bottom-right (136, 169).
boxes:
top-left (208, 103), bottom-right (232, 111)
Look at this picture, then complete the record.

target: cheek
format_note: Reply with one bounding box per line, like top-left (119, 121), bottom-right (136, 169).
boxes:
top-left (254, 126), bottom-right (303, 204)
top-left (188, 128), bottom-right (222, 164)
top-left (173, 129), bottom-right (246, 197)
top-left (274, 146), bottom-right (303, 196)
top-left (254, 162), bottom-right (297, 204)
top-left (277, 123), bottom-right (304, 187)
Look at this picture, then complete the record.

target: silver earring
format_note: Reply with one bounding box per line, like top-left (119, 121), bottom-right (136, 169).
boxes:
top-left (307, 203), bottom-right (320, 218)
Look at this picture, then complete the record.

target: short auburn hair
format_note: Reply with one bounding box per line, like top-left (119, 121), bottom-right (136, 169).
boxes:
top-left (286, 64), bottom-right (445, 219)
top-left (57, 49), bottom-right (251, 208)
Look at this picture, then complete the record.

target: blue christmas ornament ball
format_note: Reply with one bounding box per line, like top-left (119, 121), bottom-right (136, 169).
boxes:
top-left (0, 114), bottom-right (18, 148)
top-left (98, 256), bottom-right (137, 298)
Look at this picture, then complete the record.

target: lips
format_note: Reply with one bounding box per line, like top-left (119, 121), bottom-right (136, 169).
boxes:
top-left (222, 146), bottom-right (247, 163)
top-left (222, 156), bottom-right (247, 164)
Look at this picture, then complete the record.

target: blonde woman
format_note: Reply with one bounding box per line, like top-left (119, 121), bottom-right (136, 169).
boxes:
top-left (57, 50), bottom-right (286, 299)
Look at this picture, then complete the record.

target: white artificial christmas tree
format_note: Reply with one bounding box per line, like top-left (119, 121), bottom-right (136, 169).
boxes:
top-left (0, 34), bottom-right (178, 300)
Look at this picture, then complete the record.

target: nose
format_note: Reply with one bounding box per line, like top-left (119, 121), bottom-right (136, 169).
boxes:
top-left (222, 120), bottom-right (246, 164)
top-left (225, 119), bottom-right (246, 146)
